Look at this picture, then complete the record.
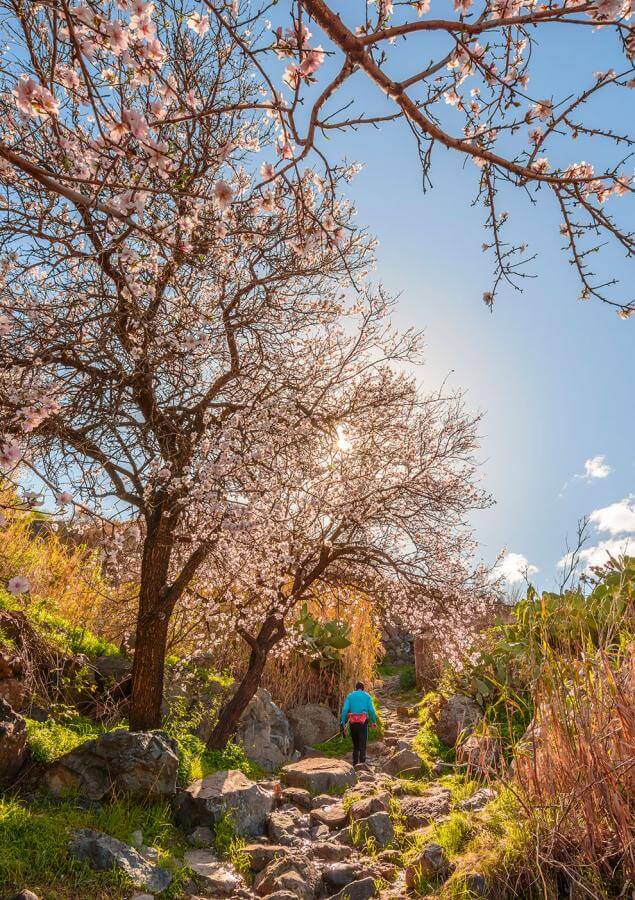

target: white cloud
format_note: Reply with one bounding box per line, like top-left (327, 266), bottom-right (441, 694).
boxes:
top-left (583, 455), bottom-right (611, 480)
top-left (558, 495), bottom-right (635, 572)
top-left (493, 551), bottom-right (539, 585)
top-left (589, 495), bottom-right (635, 535)
top-left (559, 536), bottom-right (634, 571)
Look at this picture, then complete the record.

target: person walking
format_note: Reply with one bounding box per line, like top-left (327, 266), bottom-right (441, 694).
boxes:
top-left (340, 681), bottom-right (378, 766)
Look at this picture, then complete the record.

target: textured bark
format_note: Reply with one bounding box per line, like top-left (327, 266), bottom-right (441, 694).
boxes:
top-left (128, 517), bottom-right (173, 731)
top-left (206, 616), bottom-right (283, 749)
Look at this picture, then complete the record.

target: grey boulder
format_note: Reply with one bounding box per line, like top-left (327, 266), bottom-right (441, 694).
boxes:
top-left (237, 688), bottom-right (294, 773)
top-left (435, 694), bottom-right (482, 747)
top-left (323, 862), bottom-right (361, 889)
top-left (44, 729), bottom-right (178, 801)
top-left (381, 747), bottom-right (423, 776)
top-left (69, 828), bottom-right (171, 892)
top-left (398, 785), bottom-right (451, 827)
top-left (287, 704), bottom-right (338, 749)
top-left (281, 757), bottom-right (356, 794)
top-left (184, 849), bottom-right (242, 895)
top-left (331, 876), bottom-right (377, 900)
top-left (354, 810), bottom-right (394, 848)
top-left (174, 769), bottom-right (274, 837)
top-left (254, 853), bottom-right (322, 899)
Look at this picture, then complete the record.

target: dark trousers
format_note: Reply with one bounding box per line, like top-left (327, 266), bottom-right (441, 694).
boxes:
top-left (349, 721), bottom-right (368, 765)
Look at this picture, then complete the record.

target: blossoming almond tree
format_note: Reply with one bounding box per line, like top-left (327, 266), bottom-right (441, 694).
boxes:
top-left (199, 0), bottom-right (634, 313)
top-left (2, 2), bottom-right (632, 314)
top-left (0, 0), bottom-right (381, 730)
top-left (186, 315), bottom-right (493, 747)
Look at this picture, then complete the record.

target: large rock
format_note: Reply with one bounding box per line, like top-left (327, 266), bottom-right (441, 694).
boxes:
top-left (382, 747), bottom-right (423, 776)
top-left (435, 694), bottom-right (482, 747)
top-left (331, 876), bottom-right (377, 900)
top-left (184, 849), bottom-right (242, 895)
top-left (267, 805), bottom-right (311, 844)
top-left (287, 704), bottom-right (339, 749)
top-left (0, 696), bottom-right (27, 781)
top-left (310, 802), bottom-right (347, 830)
top-left (280, 757), bottom-right (356, 794)
top-left (405, 842), bottom-right (449, 889)
top-left (43, 729), bottom-right (178, 800)
top-left (94, 654), bottom-right (132, 682)
top-left (237, 688), bottom-right (294, 773)
top-left (323, 862), bottom-right (362, 889)
top-left (459, 787), bottom-right (496, 812)
top-left (69, 828), bottom-right (171, 892)
top-left (0, 677), bottom-right (25, 711)
top-left (254, 853), bottom-right (321, 899)
top-left (244, 843), bottom-right (291, 872)
top-left (398, 785), bottom-right (451, 828)
top-left (352, 811), bottom-right (394, 848)
top-left (174, 769), bottom-right (274, 837)
top-left (348, 794), bottom-right (389, 821)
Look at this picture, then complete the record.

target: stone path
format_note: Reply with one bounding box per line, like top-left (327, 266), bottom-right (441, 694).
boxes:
top-left (139, 675), bottom-right (459, 900)
top-left (225, 674), bottom-right (430, 900)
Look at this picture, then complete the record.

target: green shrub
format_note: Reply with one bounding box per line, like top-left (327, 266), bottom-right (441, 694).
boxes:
top-left (30, 603), bottom-right (121, 658)
top-left (398, 664), bottom-right (416, 691)
top-left (452, 558), bottom-right (635, 756)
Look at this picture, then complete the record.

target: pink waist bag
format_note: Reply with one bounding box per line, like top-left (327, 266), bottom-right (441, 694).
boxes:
top-left (348, 713), bottom-right (367, 724)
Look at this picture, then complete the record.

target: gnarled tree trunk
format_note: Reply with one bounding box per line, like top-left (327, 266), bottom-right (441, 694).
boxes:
top-left (128, 514), bottom-right (174, 731)
top-left (206, 615), bottom-right (284, 749)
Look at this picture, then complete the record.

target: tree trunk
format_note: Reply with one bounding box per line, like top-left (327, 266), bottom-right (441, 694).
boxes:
top-left (128, 517), bottom-right (173, 731)
top-left (206, 616), bottom-right (282, 749)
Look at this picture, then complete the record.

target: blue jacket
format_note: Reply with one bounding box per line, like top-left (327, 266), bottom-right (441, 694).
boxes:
top-left (341, 689), bottom-right (378, 726)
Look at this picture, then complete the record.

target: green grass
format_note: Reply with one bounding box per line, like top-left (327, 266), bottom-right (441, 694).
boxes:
top-left (0, 795), bottom-right (188, 898)
top-left (212, 810), bottom-right (250, 876)
top-left (31, 604), bottom-right (121, 658)
top-left (377, 661), bottom-right (406, 677)
top-left (0, 592), bottom-right (121, 659)
top-left (26, 715), bottom-right (107, 764)
top-left (168, 727), bottom-right (264, 786)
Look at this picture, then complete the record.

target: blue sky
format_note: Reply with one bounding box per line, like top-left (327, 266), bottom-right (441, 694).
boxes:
top-left (298, 9), bottom-right (635, 589)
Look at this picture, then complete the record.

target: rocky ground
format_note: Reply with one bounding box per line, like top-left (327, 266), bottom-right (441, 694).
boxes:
top-left (4, 672), bottom-right (495, 900)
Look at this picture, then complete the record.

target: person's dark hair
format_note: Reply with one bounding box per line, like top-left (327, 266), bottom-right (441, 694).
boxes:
top-left (355, 682), bottom-right (364, 691)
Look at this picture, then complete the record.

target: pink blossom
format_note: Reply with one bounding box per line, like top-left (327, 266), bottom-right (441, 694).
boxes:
top-left (277, 138), bottom-right (295, 159)
top-left (106, 21), bottom-right (130, 54)
top-left (0, 438), bottom-right (20, 470)
top-left (532, 99), bottom-right (552, 121)
top-left (0, 314), bottom-right (10, 336)
top-left (55, 491), bottom-right (73, 506)
top-left (213, 180), bottom-right (234, 210)
top-left (187, 12), bottom-right (210, 36)
top-left (299, 46), bottom-right (325, 76)
top-left (13, 76), bottom-right (59, 119)
top-left (531, 157), bottom-right (550, 174)
top-left (7, 575), bottom-right (29, 595)
top-left (122, 108), bottom-right (150, 141)
top-left (260, 162), bottom-right (275, 180)
top-left (283, 66), bottom-right (300, 90)
top-left (58, 66), bottom-right (81, 92)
